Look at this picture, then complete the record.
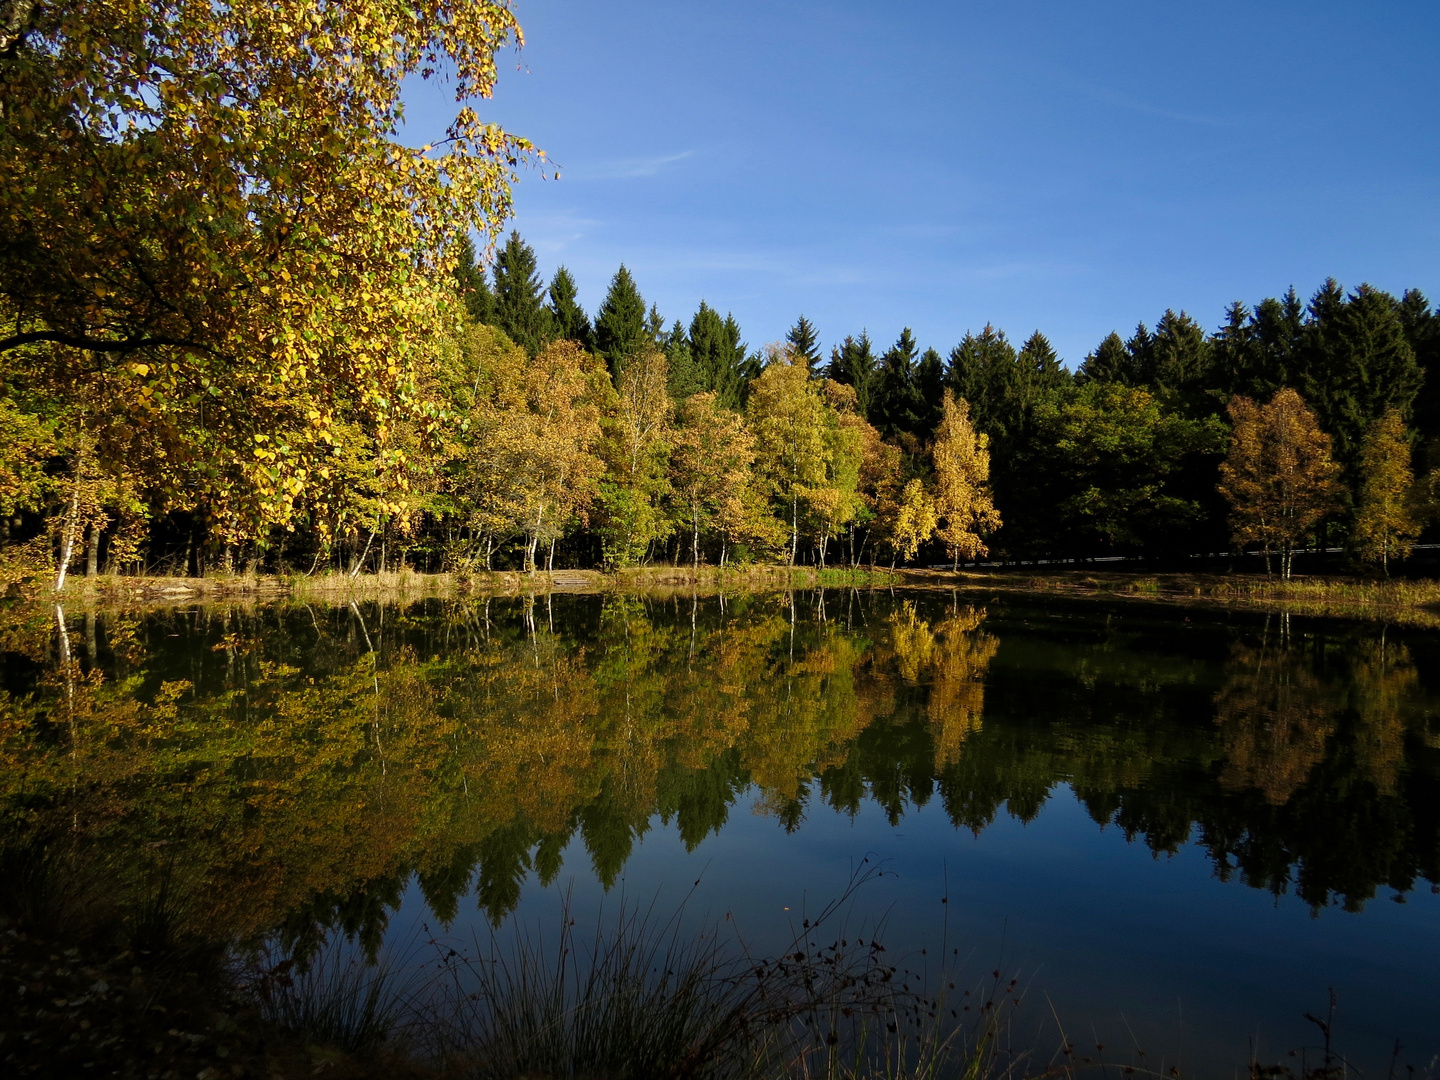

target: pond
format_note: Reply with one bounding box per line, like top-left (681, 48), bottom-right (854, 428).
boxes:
top-left (3, 589), bottom-right (1438, 1074)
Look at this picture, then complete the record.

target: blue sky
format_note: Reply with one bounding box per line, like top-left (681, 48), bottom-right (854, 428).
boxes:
top-left (408, 1), bottom-right (1439, 368)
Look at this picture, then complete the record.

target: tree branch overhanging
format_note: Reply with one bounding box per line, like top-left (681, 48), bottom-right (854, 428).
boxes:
top-left (0, 329), bottom-right (208, 355)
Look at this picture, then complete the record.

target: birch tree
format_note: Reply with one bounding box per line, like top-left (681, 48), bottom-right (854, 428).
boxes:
top-left (1218, 389), bottom-right (1342, 579)
top-left (1352, 410), bottom-right (1421, 573)
top-left (597, 347), bottom-right (673, 567)
top-left (932, 390), bottom-right (1001, 569)
top-left (669, 392), bottom-right (755, 568)
top-left (747, 350), bottom-right (827, 565)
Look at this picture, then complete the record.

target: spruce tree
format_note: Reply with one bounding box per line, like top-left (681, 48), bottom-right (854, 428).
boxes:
top-left (1150, 309), bottom-right (1214, 413)
top-left (1213, 301), bottom-right (1258, 399)
top-left (1397, 289), bottom-right (1440, 464)
top-left (785, 315), bottom-right (822, 375)
top-left (491, 230), bottom-right (553, 354)
top-left (685, 302), bottom-right (751, 411)
top-left (454, 234), bottom-right (496, 324)
top-left (548, 266), bottom-right (594, 350)
top-left (665, 320), bottom-right (705, 400)
top-left (1125, 323), bottom-right (1156, 386)
top-left (646, 303), bottom-right (666, 347)
top-left (1302, 281), bottom-right (1422, 474)
top-left (1246, 288), bottom-right (1306, 396)
top-left (594, 264), bottom-right (648, 378)
top-left (946, 325), bottom-right (1017, 435)
top-left (915, 347), bottom-right (946, 437)
top-left (826, 332), bottom-right (877, 417)
top-left (872, 328), bottom-right (922, 441)
top-left (1078, 332), bottom-right (1130, 384)
top-left (1017, 331), bottom-right (1065, 388)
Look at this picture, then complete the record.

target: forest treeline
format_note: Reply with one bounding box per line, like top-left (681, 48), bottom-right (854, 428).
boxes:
top-left (4, 228), bottom-right (1439, 583)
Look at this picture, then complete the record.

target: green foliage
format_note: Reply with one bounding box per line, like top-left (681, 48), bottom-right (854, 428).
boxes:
top-left (784, 315), bottom-right (822, 375)
top-left (549, 265), bottom-right (594, 351)
top-left (1034, 382), bottom-right (1226, 552)
top-left (870, 328), bottom-right (922, 441)
top-left (1301, 281), bottom-right (1423, 475)
top-left (455, 234), bottom-right (497, 324)
top-left (492, 231), bottom-right (554, 355)
top-left (686, 302), bottom-right (752, 411)
top-left (825, 332), bottom-right (878, 417)
top-left (594, 265), bottom-right (649, 379)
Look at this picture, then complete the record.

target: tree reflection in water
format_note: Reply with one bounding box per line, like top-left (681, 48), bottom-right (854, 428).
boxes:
top-left (1, 592), bottom-right (1437, 957)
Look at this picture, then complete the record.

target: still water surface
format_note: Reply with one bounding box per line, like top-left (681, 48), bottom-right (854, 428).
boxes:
top-left (4, 590), bottom-right (1438, 1072)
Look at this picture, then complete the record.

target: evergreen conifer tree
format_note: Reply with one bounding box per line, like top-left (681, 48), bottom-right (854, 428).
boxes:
top-left (786, 315), bottom-right (823, 375)
top-left (454, 234), bottom-right (496, 324)
top-left (826, 332), bottom-right (878, 417)
top-left (1245, 289), bottom-right (1306, 397)
top-left (946, 325), bottom-right (1017, 435)
top-left (1397, 289), bottom-right (1440, 465)
top-left (665, 320), bottom-right (706, 401)
top-left (646, 303), bottom-right (667, 347)
top-left (1078, 332), bottom-right (1131, 384)
top-left (548, 266), bottom-right (594, 350)
top-left (491, 231), bottom-right (553, 355)
top-left (1151, 310), bottom-right (1214, 414)
top-left (1213, 302), bottom-right (1258, 399)
top-left (872, 329), bottom-right (922, 441)
top-left (594, 265), bottom-right (648, 378)
top-left (1017, 331), bottom-right (1066, 388)
top-left (683, 303), bottom-right (753, 411)
top-left (915, 347), bottom-right (947, 437)
top-left (1125, 323), bottom-right (1157, 386)
top-left (1301, 281), bottom-right (1422, 474)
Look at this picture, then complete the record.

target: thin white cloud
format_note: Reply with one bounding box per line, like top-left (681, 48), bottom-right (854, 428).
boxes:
top-left (1056, 73), bottom-right (1239, 128)
top-left (574, 149), bottom-right (697, 180)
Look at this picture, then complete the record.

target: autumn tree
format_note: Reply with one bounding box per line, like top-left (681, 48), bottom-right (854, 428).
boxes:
top-left (1352, 410), bottom-right (1421, 573)
top-left (849, 415), bottom-right (903, 568)
top-left (444, 325), bottom-right (532, 569)
top-left (889, 480), bottom-right (937, 565)
top-left (747, 350), bottom-right (829, 565)
top-left (596, 348), bottom-right (673, 567)
top-left (932, 391), bottom-right (1001, 569)
top-left (515, 341), bottom-right (606, 572)
top-left (1218, 389), bottom-right (1342, 579)
top-left (668, 392), bottom-right (755, 567)
top-left (807, 382), bottom-right (866, 568)
top-left (0, 0), bottom-right (537, 575)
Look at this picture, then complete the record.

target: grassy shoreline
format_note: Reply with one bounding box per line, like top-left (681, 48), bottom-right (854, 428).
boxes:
top-left (17, 564), bottom-right (1440, 625)
top-left (28, 564), bottom-right (901, 605)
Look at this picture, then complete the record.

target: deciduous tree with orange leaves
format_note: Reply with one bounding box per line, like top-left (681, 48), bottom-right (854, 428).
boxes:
top-left (1219, 388), bottom-right (1342, 579)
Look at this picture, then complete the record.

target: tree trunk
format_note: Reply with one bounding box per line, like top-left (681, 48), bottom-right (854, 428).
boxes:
top-left (790, 496), bottom-right (798, 567)
top-left (53, 479), bottom-right (82, 592)
top-left (350, 528), bottom-right (376, 578)
top-left (86, 523), bottom-right (100, 577)
top-left (693, 510), bottom-right (700, 572)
